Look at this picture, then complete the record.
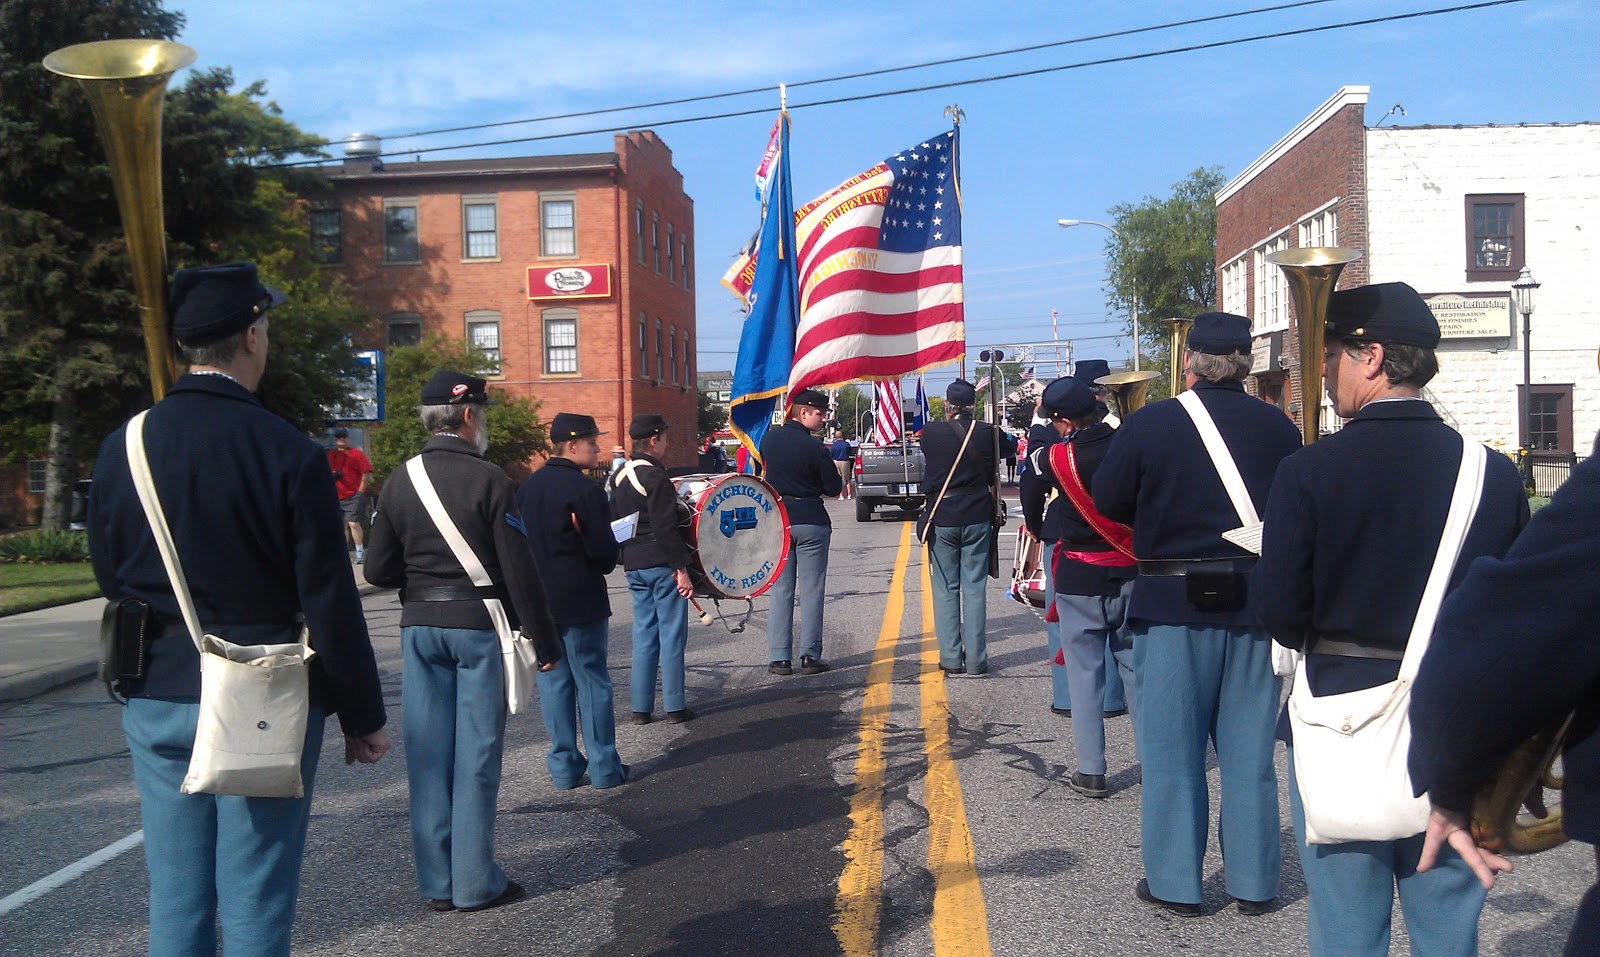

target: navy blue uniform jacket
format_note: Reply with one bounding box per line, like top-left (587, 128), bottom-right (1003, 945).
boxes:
top-left (607, 453), bottom-right (691, 572)
top-left (88, 374), bottom-right (387, 736)
top-left (515, 457), bottom-right (618, 626)
top-left (760, 420), bottom-right (842, 527)
top-left (1409, 442), bottom-right (1598, 842)
top-left (1019, 422), bottom-right (1065, 543)
top-left (1253, 399), bottom-right (1527, 698)
top-left (1093, 381), bottom-right (1301, 627)
top-left (1037, 422), bottom-right (1136, 596)
top-left (920, 416), bottom-right (1015, 528)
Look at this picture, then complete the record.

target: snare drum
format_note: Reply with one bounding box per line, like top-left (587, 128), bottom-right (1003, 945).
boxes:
top-left (670, 473), bottom-right (791, 600)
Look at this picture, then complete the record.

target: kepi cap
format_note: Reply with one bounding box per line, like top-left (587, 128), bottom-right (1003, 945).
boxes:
top-left (946, 379), bottom-right (976, 407)
top-left (169, 261), bottom-right (286, 346)
top-left (549, 412), bottom-right (602, 443)
top-left (629, 413), bottom-right (670, 440)
top-left (1040, 376), bottom-right (1096, 420)
top-left (420, 370), bottom-right (491, 405)
top-left (1073, 359), bottom-right (1111, 385)
top-left (790, 388), bottom-right (830, 411)
top-left (1187, 312), bottom-right (1252, 355)
top-left (1327, 282), bottom-right (1441, 349)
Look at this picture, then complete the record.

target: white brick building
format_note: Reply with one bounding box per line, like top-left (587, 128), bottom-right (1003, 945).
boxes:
top-left (1217, 86), bottom-right (1598, 472)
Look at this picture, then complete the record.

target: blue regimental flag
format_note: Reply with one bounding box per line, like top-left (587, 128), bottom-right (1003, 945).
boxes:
top-left (727, 113), bottom-right (799, 466)
top-left (911, 375), bottom-right (930, 433)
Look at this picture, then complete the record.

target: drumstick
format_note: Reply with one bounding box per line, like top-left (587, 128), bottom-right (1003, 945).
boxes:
top-left (687, 594), bottom-right (714, 626)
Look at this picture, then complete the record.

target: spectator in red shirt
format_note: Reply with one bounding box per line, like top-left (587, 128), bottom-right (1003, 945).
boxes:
top-left (327, 427), bottom-right (373, 562)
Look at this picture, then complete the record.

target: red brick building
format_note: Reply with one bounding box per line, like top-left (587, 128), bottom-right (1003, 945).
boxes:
top-left (316, 129), bottom-right (698, 467)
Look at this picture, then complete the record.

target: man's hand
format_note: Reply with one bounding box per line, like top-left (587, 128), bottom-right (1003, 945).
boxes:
top-left (674, 568), bottom-right (693, 598)
top-left (1417, 804), bottom-right (1512, 890)
top-left (344, 729), bottom-right (391, 765)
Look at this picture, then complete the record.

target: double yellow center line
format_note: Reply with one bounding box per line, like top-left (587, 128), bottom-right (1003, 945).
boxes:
top-left (833, 522), bottom-right (992, 957)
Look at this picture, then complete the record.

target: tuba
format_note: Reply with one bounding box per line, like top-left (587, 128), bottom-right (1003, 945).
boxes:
top-left (1095, 370), bottom-right (1159, 418)
top-left (1162, 317), bottom-right (1194, 396)
top-left (1266, 247), bottom-right (1362, 446)
top-left (44, 39), bottom-right (197, 401)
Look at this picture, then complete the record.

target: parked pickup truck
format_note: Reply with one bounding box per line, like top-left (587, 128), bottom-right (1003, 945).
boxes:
top-left (854, 442), bottom-right (926, 522)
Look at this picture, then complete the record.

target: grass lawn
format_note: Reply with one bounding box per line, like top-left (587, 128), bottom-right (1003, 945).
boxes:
top-left (0, 563), bottom-right (100, 616)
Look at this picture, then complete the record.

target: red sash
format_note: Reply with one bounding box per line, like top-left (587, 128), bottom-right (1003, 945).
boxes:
top-left (1049, 441), bottom-right (1136, 563)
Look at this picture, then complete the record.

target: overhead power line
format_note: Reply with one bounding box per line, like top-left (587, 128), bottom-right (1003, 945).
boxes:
top-left (270, 0), bottom-right (1528, 169)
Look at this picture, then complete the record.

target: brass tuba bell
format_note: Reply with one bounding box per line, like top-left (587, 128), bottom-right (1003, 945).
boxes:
top-left (1095, 370), bottom-right (1159, 418)
top-left (1162, 317), bottom-right (1194, 396)
top-left (44, 39), bottom-right (197, 401)
top-left (1265, 246), bottom-right (1362, 446)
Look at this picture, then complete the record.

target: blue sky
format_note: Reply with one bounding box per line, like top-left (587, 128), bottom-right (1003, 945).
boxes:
top-left (171, 0), bottom-right (1595, 393)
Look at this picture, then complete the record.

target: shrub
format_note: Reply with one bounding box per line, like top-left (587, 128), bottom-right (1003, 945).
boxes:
top-left (0, 529), bottom-right (91, 563)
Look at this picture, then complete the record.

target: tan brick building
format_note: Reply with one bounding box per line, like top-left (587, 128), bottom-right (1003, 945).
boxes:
top-left (315, 129), bottom-right (699, 467)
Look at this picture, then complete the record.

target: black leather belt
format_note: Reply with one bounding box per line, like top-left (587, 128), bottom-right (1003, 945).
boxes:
top-left (401, 584), bottom-right (501, 603)
top-left (1136, 557), bottom-right (1257, 577)
top-left (1309, 636), bottom-right (1404, 661)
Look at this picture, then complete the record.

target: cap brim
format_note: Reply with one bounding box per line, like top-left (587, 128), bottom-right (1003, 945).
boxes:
top-left (263, 284), bottom-right (288, 310)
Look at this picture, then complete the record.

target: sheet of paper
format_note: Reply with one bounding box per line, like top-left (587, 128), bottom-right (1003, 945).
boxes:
top-left (1222, 521), bottom-right (1264, 555)
top-left (610, 512), bottom-right (639, 544)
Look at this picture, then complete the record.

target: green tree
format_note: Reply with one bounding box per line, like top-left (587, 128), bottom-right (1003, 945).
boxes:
top-left (696, 389), bottom-right (728, 436)
top-left (1104, 166), bottom-right (1226, 398)
top-left (0, 0), bottom-right (364, 526)
top-left (367, 337), bottom-right (548, 484)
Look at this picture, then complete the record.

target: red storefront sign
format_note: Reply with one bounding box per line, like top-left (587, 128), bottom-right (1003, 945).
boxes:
top-left (526, 264), bottom-right (613, 301)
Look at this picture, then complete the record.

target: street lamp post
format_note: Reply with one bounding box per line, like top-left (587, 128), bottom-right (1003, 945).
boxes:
top-left (1058, 218), bottom-right (1141, 371)
top-left (1511, 265), bottom-right (1540, 456)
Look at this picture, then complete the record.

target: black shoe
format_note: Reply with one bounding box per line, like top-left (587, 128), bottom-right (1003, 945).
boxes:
top-left (1069, 772), bottom-right (1109, 798)
top-left (1234, 896), bottom-right (1275, 916)
top-left (800, 656), bottom-right (829, 675)
top-left (769, 660), bottom-right (793, 675)
top-left (1051, 706), bottom-right (1072, 717)
top-left (459, 880), bottom-right (526, 913)
top-left (631, 711), bottom-right (652, 725)
top-left (1135, 879), bottom-right (1202, 918)
top-left (424, 898), bottom-right (455, 912)
top-left (940, 664), bottom-right (964, 676)
top-left (665, 708), bottom-right (694, 724)
top-left (1103, 708), bottom-right (1129, 718)
top-left (593, 764), bottom-right (630, 789)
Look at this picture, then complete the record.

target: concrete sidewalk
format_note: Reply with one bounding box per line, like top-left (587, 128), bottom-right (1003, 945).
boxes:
top-left (0, 562), bottom-right (387, 703)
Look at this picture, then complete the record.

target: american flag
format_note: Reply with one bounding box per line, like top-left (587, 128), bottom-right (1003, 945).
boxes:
top-left (787, 129), bottom-right (964, 394)
top-left (1021, 366), bottom-right (1035, 381)
top-left (873, 379), bottom-right (903, 446)
top-left (973, 373), bottom-right (992, 392)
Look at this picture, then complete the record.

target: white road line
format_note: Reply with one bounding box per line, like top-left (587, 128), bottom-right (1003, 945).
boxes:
top-left (0, 830), bottom-right (144, 915)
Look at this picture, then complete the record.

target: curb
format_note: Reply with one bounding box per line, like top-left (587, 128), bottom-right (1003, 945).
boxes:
top-left (0, 578), bottom-right (389, 705)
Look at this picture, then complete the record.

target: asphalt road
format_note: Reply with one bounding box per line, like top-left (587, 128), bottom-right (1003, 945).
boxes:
top-left (1, 496), bottom-right (1591, 956)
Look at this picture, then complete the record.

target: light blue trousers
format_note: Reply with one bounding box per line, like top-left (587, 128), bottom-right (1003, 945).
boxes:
top-left (1054, 579), bottom-right (1136, 775)
top-left (928, 521), bottom-right (991, 674)
top-left (628, 566), bottom-right (688, 713)
top-left (123, 698), bottom-right (325, 957)
top-left (536, 619), bottom-right (625, 789)
top-left (1288, 748), bottom-right (1487, 956)
top-left (401, 625), bottom-right (509, 908)
top-left (1045, 541), bottom-right (1129, 713)
top-left (766, 523), bottom-right (831, 662)
top-left (1133, 622), bottom-right (1281, 904)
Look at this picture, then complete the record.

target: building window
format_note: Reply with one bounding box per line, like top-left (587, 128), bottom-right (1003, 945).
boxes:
top-left (383, 199), bottom-right (419, 263)
top-left (681, 331), bottom-right (690, 385)
top-left (651, 214), bottom-right (661, 274)
top-left (543, 309), bottom-right (578, 374)
top-left (1466, 194), bottom-right (1524, 282)
top-left (635, 203), bottom-right (646, 264)
top-left (1219, 257), bottom-right (1248, 316)
top-left (27, 459), bottom-right (47, 494)
top-left (462, 195), bottom-right (498, 259)
top-left (1252, 231), bottom-right (1292, 335)
top-left (665, 225), bottom-right (675, 282)
top-left (309, 204), bottom-right (341, 264)
top-left (386, 313), bottom-right (423, 347)
top-left (680, 236), bottom-right (690, 290)
top-left (1520, 383), bottom-right (1573, 452)
top-left (638, 314), bottom-right (649, 379)
top-left (541, 194), bottom-right (576, 257)
top-left (465, 311), bottom-right (501, 372)
top-left (667, 329), bottom-right (677, 384)
top-left (654, 319), bottom-right (664, 382)
top-left (1299, 206), bottom-right (1339, 249)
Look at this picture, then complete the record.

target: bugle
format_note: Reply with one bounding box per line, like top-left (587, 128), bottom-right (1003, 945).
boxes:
top-left (1095, 370), bottom-right (1159, 418)
top-left (44, 39), bottom-right (197, 401)
top-left (1265, 246), bottom-right (1362, 446)
top-left (1162, 317), bottom-right (1194, 396)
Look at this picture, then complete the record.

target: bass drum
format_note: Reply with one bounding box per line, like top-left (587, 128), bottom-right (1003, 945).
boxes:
top-left (1007, 524), bottom-right (1048, 609)
top-left (670, 473), bottom-right (791, 600)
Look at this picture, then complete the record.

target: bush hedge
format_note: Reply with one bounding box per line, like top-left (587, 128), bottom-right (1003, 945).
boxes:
top-left (0, 529), bottom-right (91, 563)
